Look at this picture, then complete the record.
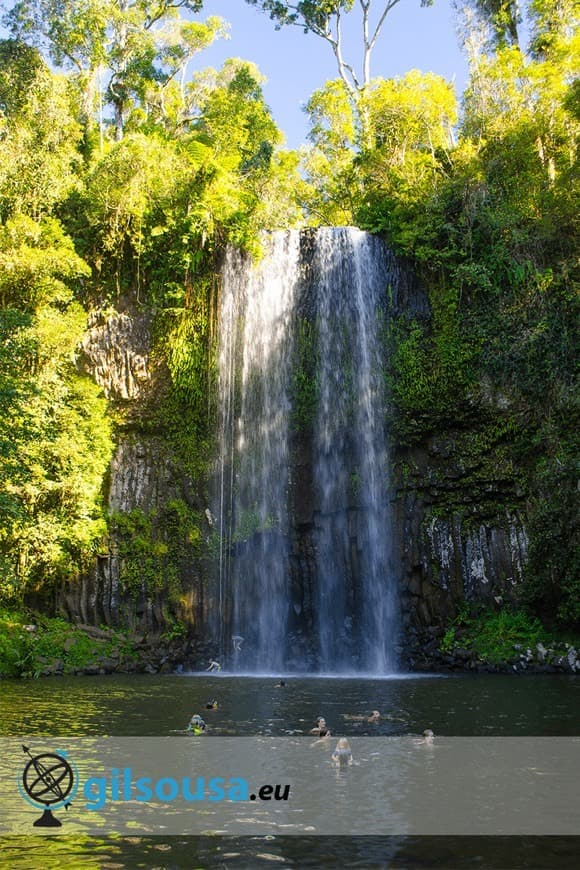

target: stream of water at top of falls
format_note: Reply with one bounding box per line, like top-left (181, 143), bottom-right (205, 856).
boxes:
top-left (215, 228), bottom-right (398, 674)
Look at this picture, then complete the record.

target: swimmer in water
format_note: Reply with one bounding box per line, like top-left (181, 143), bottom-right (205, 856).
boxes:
top-left (344, 710), bottom-right (381, 723)
top-left (423, 729), bottom-right (434, 743)
top-left (331, 737), bottom-right (353, 767)
top-left (310, 717), bottom-right (331, 738)
top-left (205, 699), bottom-right (218, 710)
top-left (187, 714), bottom-right (206, 735)
top-left (274, 680), bottom-right (286, 688)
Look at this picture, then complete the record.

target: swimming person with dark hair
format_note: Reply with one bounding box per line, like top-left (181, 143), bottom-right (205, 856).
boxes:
top-left (344, 710), bottom-right (381, 723)
top-left (205, 699), bottom-right (218, 710)
top-left (310, 717), bottom-right (331, 737)
top-left (274, 680), bottom-right (286, 688)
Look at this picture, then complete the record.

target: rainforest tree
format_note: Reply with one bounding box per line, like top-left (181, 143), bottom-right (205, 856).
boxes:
top-left (244, 0), bottom-right (433, 95)
top-left (3, 0), bottom-right (227, 138)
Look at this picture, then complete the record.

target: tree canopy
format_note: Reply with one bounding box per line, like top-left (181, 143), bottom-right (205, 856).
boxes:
top-left (244, 0), bottom-right (432, 94)
top-left (3, 0), bottom-right (227, 138)
top-left (0, 0), bottom-right (577, 629)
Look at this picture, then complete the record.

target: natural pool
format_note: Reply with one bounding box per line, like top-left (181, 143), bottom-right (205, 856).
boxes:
top-left (1, 673), bottom-right (580, 867)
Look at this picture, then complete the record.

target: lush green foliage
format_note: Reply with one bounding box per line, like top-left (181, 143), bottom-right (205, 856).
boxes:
top-left (0, 0), bottom-right (302, 616)
top-left (0, 40), bottom-right (82, 220)
top-left (0, 0), bottom-right (576, 648)
top-left (297, 4), bottom-right (578, 626)
top-left (4, 1), bottom-right (222, 139)
top-left (439, 604), bottom-right (546, 663)
top-left (0, 608), bottom-right (138, 677)
top-left (0, 215), bottom-right (113, 601)
top-left (389, 293), bottom-right (480, 438)
top-left (109, 501), bottom-right (203, 603)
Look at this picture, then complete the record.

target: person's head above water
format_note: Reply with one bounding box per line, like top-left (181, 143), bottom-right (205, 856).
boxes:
top-left (275, 680), bottom-right (286, 688)
top-left (205, 699), bottom-right (218, 709)
top-left (332, 737), bottom-right (353, 766)
top-left (368, 710), bottom-right (380, 722)
top-left (188, 714), bottom-right (206, 733)
top-left (313, 716), bottom-right (330, 736)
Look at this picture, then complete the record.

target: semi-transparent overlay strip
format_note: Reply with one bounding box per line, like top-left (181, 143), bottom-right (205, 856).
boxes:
top-left (1, 737), bottom-right (579, 836)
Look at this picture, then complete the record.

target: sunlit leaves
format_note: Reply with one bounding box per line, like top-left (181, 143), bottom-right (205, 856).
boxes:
top-left (3, 1), bottom-right (227, 138)
top-left (362, 71), bottom-right (457, 161)
top-left (0, 285), bottom-right (113, 602)
top-left (0, 215), bottom-right (90, 310)
top-left (303, 71), bottom-right (458, 229)
top-left (0, 42), bottom-right (82, 221)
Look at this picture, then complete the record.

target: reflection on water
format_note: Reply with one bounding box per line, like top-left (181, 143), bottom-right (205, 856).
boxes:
top-left (2, 834), bottom-right (580, 869)
top-left (1, 673), bottom-right (580, 867)
top-left (2, 672), bottom-right (580, 737)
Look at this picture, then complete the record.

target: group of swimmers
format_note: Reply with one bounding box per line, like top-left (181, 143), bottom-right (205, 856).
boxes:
top-left (311, 714), bottom-right (434, 763)
top-left (309, 711), bottom-right (383, 765)
top-left (310, 709), bottom-right (380, 736)
top-left (308, 717), bottom-right (353, 766)
top-left (186, 685), bottom-right (434, 758)
top-left (186, 706), bottom-right (358, 766)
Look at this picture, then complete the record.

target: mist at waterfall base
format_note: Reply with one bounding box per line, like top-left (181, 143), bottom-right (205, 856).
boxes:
top-left (215, 228), bottom-right (399, 675)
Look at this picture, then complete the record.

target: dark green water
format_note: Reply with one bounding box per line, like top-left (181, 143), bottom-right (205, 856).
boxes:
top-left (1, 673), bottom-right (580, 867)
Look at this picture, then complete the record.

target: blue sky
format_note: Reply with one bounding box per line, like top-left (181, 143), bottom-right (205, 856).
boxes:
top-left (198, 1), bottom-right (468, 148)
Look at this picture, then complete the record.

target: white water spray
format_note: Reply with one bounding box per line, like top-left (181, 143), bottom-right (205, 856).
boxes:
top-left (216, 228), bottom-right (398, 673)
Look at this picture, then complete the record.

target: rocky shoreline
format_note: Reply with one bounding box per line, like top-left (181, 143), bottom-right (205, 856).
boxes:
top-left (14, 633), bottom-right (580, 680)
top-left (32, 625), bottom-right (220, 678)
top-left (406, 627), bottom-right (580, 675)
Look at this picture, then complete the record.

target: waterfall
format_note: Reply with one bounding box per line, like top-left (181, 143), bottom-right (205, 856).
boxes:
top-left (215, 228), bottom-right (398, 673)
top-left (217, 234), bottom-right (300, 671)
top-left (313, 228), bottom-right (397, 673)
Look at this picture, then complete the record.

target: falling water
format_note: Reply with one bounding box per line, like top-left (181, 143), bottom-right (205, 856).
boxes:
top-left (216, 228), bottom-right (398, 673)
top-left (217, 234), bottom-right (300, 671)
top-left (313, 228), bottom-right (397, 673)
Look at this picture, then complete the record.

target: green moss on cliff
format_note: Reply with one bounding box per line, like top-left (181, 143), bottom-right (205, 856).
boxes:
top-left (109, 501), bottom-right (203, 605)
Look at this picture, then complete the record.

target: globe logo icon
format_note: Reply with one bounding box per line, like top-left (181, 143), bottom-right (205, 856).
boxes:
top-left (19, 745), bottom-right (78, 827)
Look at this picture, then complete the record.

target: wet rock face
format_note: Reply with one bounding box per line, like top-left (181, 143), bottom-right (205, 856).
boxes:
top-left (285, 449), bottom-right (529, 643)
top-left (437, 514), bottom-right (528, 598)
top-left (78, 309), bottom-right (151, 400)
top-left (395, 432), bottom-right (530, 633)
top-left (60, 430), bottom-right (211, 633)
top-left (58, 302), bottom-right (212, 636)
top-left (62, 247), bottom-right (531, 654)
top-left (108, 437), bottom-right (177, 513)
top-left (398, 501), bottom-right (529, 631)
